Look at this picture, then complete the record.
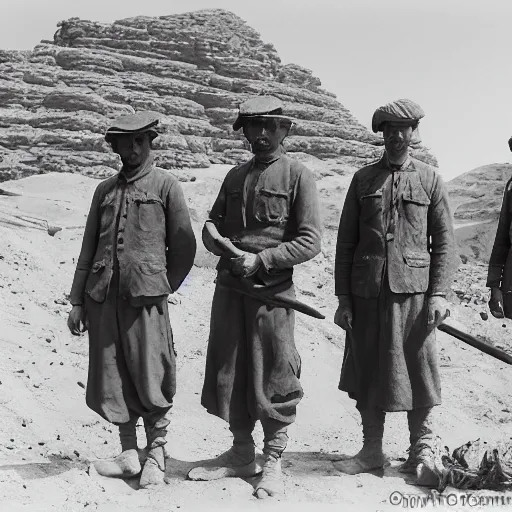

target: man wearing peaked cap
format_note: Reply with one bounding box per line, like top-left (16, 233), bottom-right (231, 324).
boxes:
top-left (188, 95), bottom-right (321, 498)
top-left (231, 95), bottom-right (295, 131)
top-left (67, 111), bottom-right (196, 487)
top-left (371, 98), bottom-right (425, 134)
top-left (334, 99), bottom-right (457, 486)
top-left (104, 111), bottom-right (160, 143)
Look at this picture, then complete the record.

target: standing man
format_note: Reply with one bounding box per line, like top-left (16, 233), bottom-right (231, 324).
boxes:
top-left (487, 136), bottom-right (512, 319)
top-left (188, 96), bottom-right (322, 498)
top-left (67, 111), bottom-right (196, 487)
top-left (333, 99), bottom-right (457, 484)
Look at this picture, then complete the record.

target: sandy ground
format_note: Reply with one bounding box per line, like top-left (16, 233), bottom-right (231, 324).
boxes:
top-left (0, 168), bottom-right (511, 511)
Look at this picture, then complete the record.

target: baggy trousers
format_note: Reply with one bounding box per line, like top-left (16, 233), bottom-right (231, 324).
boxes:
top-left (201, 284), bottom-right (303, 428)
top-left (84, 271), bottom-right (175, 428)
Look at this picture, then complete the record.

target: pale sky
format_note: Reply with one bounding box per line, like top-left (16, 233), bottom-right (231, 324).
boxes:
top-left (2, 0), bottom-right (512, 180)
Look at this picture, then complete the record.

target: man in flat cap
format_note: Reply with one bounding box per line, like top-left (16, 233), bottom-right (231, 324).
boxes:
top-left (67, 111), bottom-right (196, 487)
top-left (333, 99), bottom-right (457, 484)
top-left (487, 136), bottom-right (512, 319)
top-left (188, 96), bottom-right (322, 498)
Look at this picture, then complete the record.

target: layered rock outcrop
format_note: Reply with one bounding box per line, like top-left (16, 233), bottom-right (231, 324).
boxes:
top-left (447, 163), bottom-right (512, 262)
top-left (0, 9), bottom-right (436, 181)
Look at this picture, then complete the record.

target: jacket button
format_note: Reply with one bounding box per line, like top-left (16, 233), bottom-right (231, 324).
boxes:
top-left (118, 238), bottom-right (123, 244)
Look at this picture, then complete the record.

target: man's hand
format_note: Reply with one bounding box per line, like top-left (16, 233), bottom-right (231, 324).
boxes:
top-left (489, 287), bottom-right (505, 318)
top-left (334, 295), bottom-right (353, 330)
top-left (67, 305), bottom-right (88, 335)
top-left (427, 296), bottom-right (450, 328)
top-left (231, 252), bottom-right (261, 278)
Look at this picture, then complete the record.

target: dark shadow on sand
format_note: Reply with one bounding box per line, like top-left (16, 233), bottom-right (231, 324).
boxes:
top-left (0, 454), bottom-right (87, 481)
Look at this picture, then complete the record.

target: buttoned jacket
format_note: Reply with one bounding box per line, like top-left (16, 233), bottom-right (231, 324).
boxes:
top-left (335, 154), bottom-right (456, 298)
top-left (209, 154), bottom-right (322, 285)
top-left (69, 156), bottom-right (196, 306)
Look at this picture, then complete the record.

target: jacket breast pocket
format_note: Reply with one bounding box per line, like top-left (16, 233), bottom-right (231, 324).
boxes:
top-left (134, 193), bottom-right (165, 232)
top-left (360, 191), bottom-right (382, 223)
top-left (401, 186), bottom-right (430, 232)
top-left (255, 188), bottom-right (289, 225)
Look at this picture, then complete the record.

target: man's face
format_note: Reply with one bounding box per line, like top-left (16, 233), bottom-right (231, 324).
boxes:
top-left (113, 132), bottom-right (151, 169)
top-left (242, 118), bottom-right (290, 155)
top-left (383, 122), bottom-right (414, 158)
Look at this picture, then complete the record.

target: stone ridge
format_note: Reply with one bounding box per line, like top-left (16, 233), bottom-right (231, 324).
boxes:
top-left (447, 163), bottom-right (512, 222)
top-left (0, 9), bottom-right (436, 181)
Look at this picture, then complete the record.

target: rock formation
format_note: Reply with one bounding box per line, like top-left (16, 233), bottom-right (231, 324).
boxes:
top-left (447, 163), bottom-right (512, 262)
top-left (0, 9), bottom-right (435, 182)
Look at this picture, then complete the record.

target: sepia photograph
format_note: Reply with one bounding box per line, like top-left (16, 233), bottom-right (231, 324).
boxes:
top-left (0, 0), bottom-right (511, 510)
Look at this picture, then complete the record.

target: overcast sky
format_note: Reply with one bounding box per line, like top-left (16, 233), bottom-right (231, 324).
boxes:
top-left (2, 0), bottom-right (511, 180)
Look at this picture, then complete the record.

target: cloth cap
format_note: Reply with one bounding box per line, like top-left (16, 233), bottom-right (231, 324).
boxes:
top-left (105, 111), bottom-right (160, 143)
top-left (232, 95), bottom-right (293, 131)
top-left (371, 99), bottom-right (425, 133)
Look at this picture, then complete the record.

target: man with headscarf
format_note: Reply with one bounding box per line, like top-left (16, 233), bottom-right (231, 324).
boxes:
top-left (333, 99), bottom-right (457, 484)
top-left (67, 111), bottom-right (196, 487)
top-left (487, 136), bottom-right (512, 319)
top-left (188, 96), bottom-right (322, 498)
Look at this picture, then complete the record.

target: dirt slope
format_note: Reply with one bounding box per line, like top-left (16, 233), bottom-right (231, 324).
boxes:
top-left (0, 169), bottom-right (511, 511)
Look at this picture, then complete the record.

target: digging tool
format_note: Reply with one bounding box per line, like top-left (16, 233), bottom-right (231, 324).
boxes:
top-left (438, 322), bottom-right (512, 365)
top-left (202, 221), bottom-right (325, 319)
top-left (15, 214), bottom-right (62, 236)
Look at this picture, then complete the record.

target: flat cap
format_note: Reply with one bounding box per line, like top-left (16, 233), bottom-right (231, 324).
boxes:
top-left (371, 99), bottom-right (425, 133)
top-left (105, 111), bottom-right (160, 143)
top-left (232, 95), bottom-right (293, 131)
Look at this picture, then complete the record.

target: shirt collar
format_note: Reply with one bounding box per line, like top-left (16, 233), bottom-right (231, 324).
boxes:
top-left (383, 151), bottom-right (412, 172)
top-left (118, 153), bottom-right (155, 184)
top-left (253, 145), bottom-right (284, 168)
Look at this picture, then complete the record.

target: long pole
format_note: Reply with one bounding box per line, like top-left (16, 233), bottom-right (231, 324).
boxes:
top-left (437, 322), bottom-right (512, 365)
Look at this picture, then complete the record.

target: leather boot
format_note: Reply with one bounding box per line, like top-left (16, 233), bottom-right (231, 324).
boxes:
top-left (333, 408), bottom-right (387, 475)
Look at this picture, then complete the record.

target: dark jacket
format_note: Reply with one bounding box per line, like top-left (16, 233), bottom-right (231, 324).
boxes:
top-left (69, 156), bottom-right (196, 306)
top-left (487, 177), bottom-right (512, 307)
top-left (335, 154), bottom-right (456, 298)
top-left (209, 154), bottom-right (321, 283)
